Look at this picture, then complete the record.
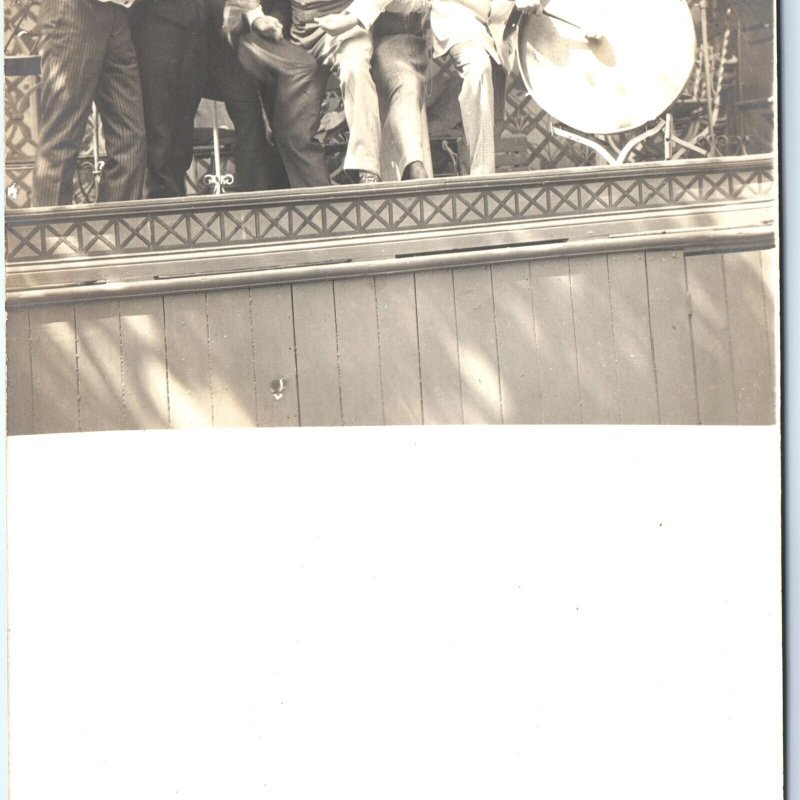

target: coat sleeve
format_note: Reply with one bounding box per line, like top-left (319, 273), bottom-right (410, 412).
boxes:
top-left (488, 0), bottom-right (516, 71)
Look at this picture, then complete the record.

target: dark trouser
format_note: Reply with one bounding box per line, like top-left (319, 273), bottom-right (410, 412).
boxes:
top-left (205, 0), bottom-right (289, 191)
top-left (33, 0), bottom-right (146, 207)
top-left (222, 88), bottom-right (291, 190)
top-left (236, 33), bottom-right (330, 187)
top-left (130, 0), bottom-right (208, 198)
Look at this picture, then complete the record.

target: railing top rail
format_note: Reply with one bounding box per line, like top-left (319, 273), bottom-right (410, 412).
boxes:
top-left (5, 153), bottom-right (775, 223)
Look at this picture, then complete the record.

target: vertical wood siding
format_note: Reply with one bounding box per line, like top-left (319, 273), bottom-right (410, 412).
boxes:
top-left (491, 260), bottom-right (541, 425)
top-left (724, 250), bottom-right (775, 424)
top-left (374, 273), bottom-right (424, 425)
top-left (645, 250), bottom-right (700, 424)
top-left (119, 296), bottom-right (170, 429)
top-left (415, 270), bottom-right (464, 425)
top-left (29, 304), bottom-right (81, 434)
top-left (6, 246), bottom-right (778, 433)
top-left (529, 257), bottom-right (582, 424)
top-left (685, 253), bottom-right (738, 424)
top-left (453, 266), bottom-right (502, 424)
top-left (607, 251), bottom-right (659, 424)
top-left (250, 284), bottom-right (300, 427)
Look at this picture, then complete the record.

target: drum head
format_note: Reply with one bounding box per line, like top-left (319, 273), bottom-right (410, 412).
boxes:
top-left (517, 0), bottom-right (697, 134)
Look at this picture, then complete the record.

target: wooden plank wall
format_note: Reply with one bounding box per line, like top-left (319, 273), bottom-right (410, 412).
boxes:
top-left (6, 247), bottom-right (778, 434)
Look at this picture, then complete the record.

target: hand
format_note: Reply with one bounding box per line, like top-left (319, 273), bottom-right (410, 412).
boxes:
top-left (252, 14), bottom-right (284, 41)
top-left (222, 6), bottom-right (245, 44)
top-left (514, 0), bottom-right (542, 12)
top-left (316, 11), bottom-right (360, 35)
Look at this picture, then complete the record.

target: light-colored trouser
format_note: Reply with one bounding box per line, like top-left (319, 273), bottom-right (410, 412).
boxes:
top-left (312, 27), bottom-right (382, 176)
top-left (372, 28), bottom-right (433, 180)
top-left (448, 41), bottom-right (495, 175)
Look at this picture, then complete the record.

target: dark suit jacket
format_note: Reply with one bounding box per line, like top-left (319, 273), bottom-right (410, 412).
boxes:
top-left (133, 0), bottom-right (207, 29)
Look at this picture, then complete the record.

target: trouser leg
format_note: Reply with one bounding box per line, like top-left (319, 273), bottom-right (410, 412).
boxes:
top-left (256, 80), bottom-right (291, 190)
top-left (235, 34), bottom-right (330, 187)
top-left (164, 26), bottom-right (207, 195)
top-left (332, 30), bottom-right (381, 175)
top-left (221, 97), bottom-right (273, 190)
top-left (372, 27), bottom-right (430, 179)
top-left (93, 6), bottom-right (147, 202)
top-left (271, 58), bottom-right (330, 187)
top-left (308, 25), bottom-right (381, 176)
top-left (32, 0), bottom-right (111, 206)
top-left (207, 24), bottom-right (274, 191)
top-left (448, 41), bottom-right (495, 175)
top-left (131, 7), bottom-right (207, 198)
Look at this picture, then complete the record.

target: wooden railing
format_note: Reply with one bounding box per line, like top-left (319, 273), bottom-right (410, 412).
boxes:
top-left (6, 154), bottom-right (775, 304)
top-left (5, 155), bottom-right (778, 433)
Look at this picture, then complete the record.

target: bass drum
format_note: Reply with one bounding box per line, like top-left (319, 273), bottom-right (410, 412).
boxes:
top-left (517, 0), bottom-right (697, 134)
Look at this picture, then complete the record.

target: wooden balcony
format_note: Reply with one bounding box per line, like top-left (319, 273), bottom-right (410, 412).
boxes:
top-left (5, 154), bottom-right (777, 433)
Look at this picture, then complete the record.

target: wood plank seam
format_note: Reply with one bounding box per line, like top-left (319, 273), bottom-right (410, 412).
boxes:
top-left (204, 292), bottom-right (216, 427)
top-left (372, 276), bottom-right (388, 425)
top-left (115, 301), bottom-right (128, 428)
top-left (566, 259), bottom-right (585, 424)
top-left (450, 269), bottom-right (466, 424)
top-left (11, 308), bottom-right (36, 433)
top-left (682, 260), bottom-right (704, 425)
top-left (25, 307), bottom-right (35, 433)
top-left (719, 257), bottom-right (740, 424)
top-left (72, 305), bottom-right (83, 432)
top-left (487, 266), bottom-right (507, 424)
top-left (161, 296), bottom-right (173, 428)
top-left (411, 274), bottom-right (426, 426)
top-left (601, 254), bottom-right (620, 423)
top-left (330, 282), bottom-right (348, 426)
top-left (288, 286), bottom-right (302, 426)
top-left (604, 257), bottom-right (623, 424)
top-left (525, 260), bottom-right (544, 424)
top-left (642, 254), bottom-right (663, 424)
top-left (246, 289), bottom-right (260, 425)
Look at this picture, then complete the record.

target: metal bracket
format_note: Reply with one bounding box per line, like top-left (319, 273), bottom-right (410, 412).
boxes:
top-left (551, 119), bottom-right (666, 165)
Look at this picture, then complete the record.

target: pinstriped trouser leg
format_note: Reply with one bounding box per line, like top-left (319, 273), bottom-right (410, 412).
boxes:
top-left (33, 0), bottom-right (145, 206)
top-left (448, 41), bottom-right (495, 175)
top-left (93, 5), bottom-right (146, 202)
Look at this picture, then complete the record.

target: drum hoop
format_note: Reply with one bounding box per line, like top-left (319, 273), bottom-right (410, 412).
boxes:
top-left (515, 1), bottom-right (697, 136)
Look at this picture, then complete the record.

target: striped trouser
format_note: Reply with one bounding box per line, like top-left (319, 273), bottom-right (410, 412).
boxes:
top-left (33, 0), bottom-right (146, 207)
top-left (448, 40), bottom-right (496, 175)
top-left (294, 3), bottom-right (382, 177)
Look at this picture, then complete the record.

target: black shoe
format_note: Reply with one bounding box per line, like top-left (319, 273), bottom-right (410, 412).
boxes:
top-left (403, 161), bottom-right (428, 180)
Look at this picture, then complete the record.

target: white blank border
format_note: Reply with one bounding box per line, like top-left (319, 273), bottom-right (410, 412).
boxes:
top-left (6, 426), bottom-right (783, 800)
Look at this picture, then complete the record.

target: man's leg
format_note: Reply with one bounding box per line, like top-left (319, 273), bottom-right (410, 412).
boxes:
top-left (130, 4), bottom-right (207, 198)
top-left (32, 0), bottom-right (112, 206)
top-left (93, 6), bottom-right (147, 202)
top-left (311, 27), bottom-right (381, 178)
top-left (206, 10), bottom-right (275, 191)
top-left (372, 23), bottom-right (431, 180)
top-left (448, 41), bottom-right (495, 175)
top-left (164, 21), bottom-right (208, 195)
top-left (235, 33), bottom-right (330, 187)
top-left (223, 97), bottom-right (276, 190)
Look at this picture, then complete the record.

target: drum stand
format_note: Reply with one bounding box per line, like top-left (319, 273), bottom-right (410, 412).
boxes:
top-left (77, 103), bottom-right (105, 202)
top-left (202, 101), bottom-right (235, 195)
top-left (550, 119), bottom-right (666, 166)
